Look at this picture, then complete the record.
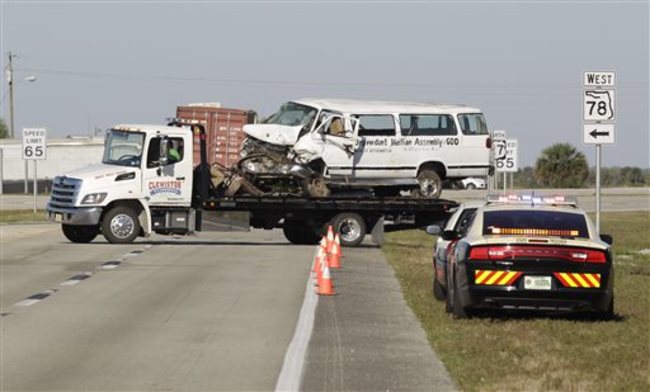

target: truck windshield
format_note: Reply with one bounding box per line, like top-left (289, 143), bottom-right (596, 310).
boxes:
top-left (264, 102), bottom-right (318, 127)
top-left (102, 130), bottom-right (145, 167)
top-left (458, 113), bottom-right (489, 135)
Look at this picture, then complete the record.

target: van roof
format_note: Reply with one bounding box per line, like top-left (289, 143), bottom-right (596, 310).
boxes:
top-left (293, 98), bottom-right (481, 115)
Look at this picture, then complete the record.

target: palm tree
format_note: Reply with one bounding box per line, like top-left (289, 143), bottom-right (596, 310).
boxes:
top-left (534, 143), bottom-right (589, 188)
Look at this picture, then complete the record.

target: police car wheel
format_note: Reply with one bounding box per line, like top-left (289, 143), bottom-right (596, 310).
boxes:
top-left (102, 206), bottom-right (140, 244)
top-left (596, 296), bottom-right (615, 320)
top-left (450, 266), bottom-right (470, 319)
top-left (432, 264), bottom-right (446, 301)
top-left (62, 224), bottom-right (99, 243)
top-left (415, 169), bottom-right (442, 199)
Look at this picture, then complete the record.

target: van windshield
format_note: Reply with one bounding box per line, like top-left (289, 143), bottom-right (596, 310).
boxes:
top-left (102, 130), bottom-right (145, 167)
top-left (264, 102), bottom-right (318, 127)
top-left (458, 113), bottom-right (489, 135)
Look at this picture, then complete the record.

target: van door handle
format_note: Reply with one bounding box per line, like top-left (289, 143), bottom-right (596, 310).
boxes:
top-left (176, 177), bottom-right (185, 181)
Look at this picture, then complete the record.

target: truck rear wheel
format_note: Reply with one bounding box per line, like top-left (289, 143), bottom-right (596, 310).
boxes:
top-left (101, 206), bottom-right (140, 244)
top-left (283, 220), bottom-right (320, 245)
top-left (332, 212), bottom-right (366, 247)
top-left (62, 224), bottom-right (99, 243)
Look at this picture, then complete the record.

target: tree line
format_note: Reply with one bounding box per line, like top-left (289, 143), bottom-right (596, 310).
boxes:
top-left (514, 143), bottom-right (649, 188)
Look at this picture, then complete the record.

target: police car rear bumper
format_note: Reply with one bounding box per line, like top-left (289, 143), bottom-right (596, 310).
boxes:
top-left (463, 286), bottom-right (612, 312)
top-left (456, 265), bottom-right (614, 313)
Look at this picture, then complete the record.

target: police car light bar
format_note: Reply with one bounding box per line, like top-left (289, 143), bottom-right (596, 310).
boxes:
top-left (486, 194), bottom-right (578, 207)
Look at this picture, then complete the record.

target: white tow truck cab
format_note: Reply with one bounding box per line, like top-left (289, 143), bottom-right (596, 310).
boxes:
top-left (241, 98), bottom-right (493, 198)
top-left (47, 124), bottom-right (199, 243)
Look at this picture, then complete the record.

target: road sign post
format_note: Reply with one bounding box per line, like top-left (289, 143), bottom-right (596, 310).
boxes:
top-left (583, 71), bottom-right (615, 232)
top-left (22, 128), bottom-right (47, 212)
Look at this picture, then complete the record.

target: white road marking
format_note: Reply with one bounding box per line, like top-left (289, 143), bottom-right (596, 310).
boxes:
top-left (14, 299), bottom-right (41, 307)
top-left (275, 271), bottom-right (318, 392)
top-left (60, 280), bottom-right (81, 286)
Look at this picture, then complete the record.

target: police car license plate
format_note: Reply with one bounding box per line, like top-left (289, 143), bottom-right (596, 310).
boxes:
top-left (524, 276), bottom-right (552, 290)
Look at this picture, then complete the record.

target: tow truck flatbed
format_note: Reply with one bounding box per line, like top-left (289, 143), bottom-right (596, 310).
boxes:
top-left (199, 195), bottom-right (459, 246)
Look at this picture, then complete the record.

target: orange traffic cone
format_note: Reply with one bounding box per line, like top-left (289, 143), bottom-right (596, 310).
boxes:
top-left (317, 264), bottom-right (336, 296)
top-left (312, 241), bottom-right (325, 274)
top-left (315, 238), bottom-right (328, 283)
top-left (329, 233), bottom-right (342, 269)
top-left (326, 225), bottom-right (335, 253)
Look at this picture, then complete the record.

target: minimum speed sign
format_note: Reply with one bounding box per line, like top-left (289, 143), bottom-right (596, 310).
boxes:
top-left (22, 128), bottom-right (47, 160)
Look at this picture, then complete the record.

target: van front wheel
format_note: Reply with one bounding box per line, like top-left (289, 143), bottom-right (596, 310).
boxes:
top-left (415, 169), bottom-right (443, 199)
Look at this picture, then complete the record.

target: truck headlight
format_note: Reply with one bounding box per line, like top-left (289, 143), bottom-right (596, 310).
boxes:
top-left (81, 193), bottom-right (107, 205)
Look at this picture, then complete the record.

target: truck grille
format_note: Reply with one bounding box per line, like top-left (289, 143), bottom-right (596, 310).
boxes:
top-left (49, 176), bottom-right (82, 208)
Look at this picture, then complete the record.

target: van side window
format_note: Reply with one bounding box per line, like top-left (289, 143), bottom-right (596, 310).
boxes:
top-left (357, 115), bottom-right (396, 137)
top-left (147, 137), bottom-right (184, 168)
top-left (458, 113), bottom-right (489, 135)
top-left (399, 114), bottom-right (457, 136)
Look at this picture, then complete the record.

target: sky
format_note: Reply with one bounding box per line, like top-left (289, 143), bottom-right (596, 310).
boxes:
top-left (1, 0), bottom-right (648, 167)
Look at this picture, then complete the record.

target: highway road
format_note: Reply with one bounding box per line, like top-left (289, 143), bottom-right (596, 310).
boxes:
top-left (1, 224), bottom-right (454, 391)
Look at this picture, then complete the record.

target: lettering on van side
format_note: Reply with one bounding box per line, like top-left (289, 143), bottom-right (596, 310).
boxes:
top-left (358, 137), bottom-right (459, 152)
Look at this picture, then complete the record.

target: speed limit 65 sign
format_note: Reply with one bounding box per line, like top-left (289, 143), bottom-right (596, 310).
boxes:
top-left (22, 128), bottom-right (47, 160)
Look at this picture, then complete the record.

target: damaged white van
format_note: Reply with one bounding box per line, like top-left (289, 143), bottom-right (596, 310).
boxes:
top-left (235, 98), bottom-right (492, 198)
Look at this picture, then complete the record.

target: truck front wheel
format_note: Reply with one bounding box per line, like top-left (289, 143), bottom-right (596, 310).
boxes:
top-left (62, 224), bottom-right (99, 243)
top-left (101, 206), bottom-right (140, 243)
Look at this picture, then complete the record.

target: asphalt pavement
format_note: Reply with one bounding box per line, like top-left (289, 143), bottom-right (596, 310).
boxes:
top-left (1, 224), bottom-right (455, 391)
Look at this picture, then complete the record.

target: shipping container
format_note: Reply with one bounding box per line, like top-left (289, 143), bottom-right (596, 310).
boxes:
top-left (176, 103), bottom-right (256, 168)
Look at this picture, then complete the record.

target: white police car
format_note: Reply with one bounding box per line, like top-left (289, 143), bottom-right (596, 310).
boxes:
top-left (442, 194), bottom-right (614, 319)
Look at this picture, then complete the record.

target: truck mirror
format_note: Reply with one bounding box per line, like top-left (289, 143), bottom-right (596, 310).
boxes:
top-left (159, 137), bottom-right (170, 166)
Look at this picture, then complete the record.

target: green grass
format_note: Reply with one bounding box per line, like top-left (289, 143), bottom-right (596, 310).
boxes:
top-left (0, 209), bottom-right (48, 224)
top-left (384, 212), bottom-right (650, 391)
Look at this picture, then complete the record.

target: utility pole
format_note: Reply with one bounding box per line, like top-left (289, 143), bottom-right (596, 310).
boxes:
top-left (7, 51), bottom-right (16, 139)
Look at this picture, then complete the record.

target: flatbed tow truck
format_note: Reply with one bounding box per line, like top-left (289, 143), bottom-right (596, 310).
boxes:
top-left (47, 121), bottom-right (458, 247)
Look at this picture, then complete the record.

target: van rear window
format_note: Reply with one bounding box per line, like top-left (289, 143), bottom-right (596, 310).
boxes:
top-left (458, 113), bottom-right (488, 135)
top-left (483, 210), bottom-right (589, 238)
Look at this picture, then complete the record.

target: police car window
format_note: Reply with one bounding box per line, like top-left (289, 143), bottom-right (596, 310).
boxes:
top-left (356, 115), bottom-right (396, 137)
top-left (455, 208), bottom-right (477, 235)
top-left (400, 114), bottom-right (457, 136)
top-left (458, 113), bottom-right (488, 135)
top-left (483, 210), bottom-right (589, 238)
top-left (147, 137), bottom-right (184, 168)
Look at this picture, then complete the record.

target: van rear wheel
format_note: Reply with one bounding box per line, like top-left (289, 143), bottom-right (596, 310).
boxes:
top-left (415, 169), bottom-right (443, 199)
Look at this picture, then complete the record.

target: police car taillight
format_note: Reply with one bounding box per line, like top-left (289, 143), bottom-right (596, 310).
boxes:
top-left (486, 137), bottom-right (492, 149)
top-left (469, 245), bottom-right (606, 263)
